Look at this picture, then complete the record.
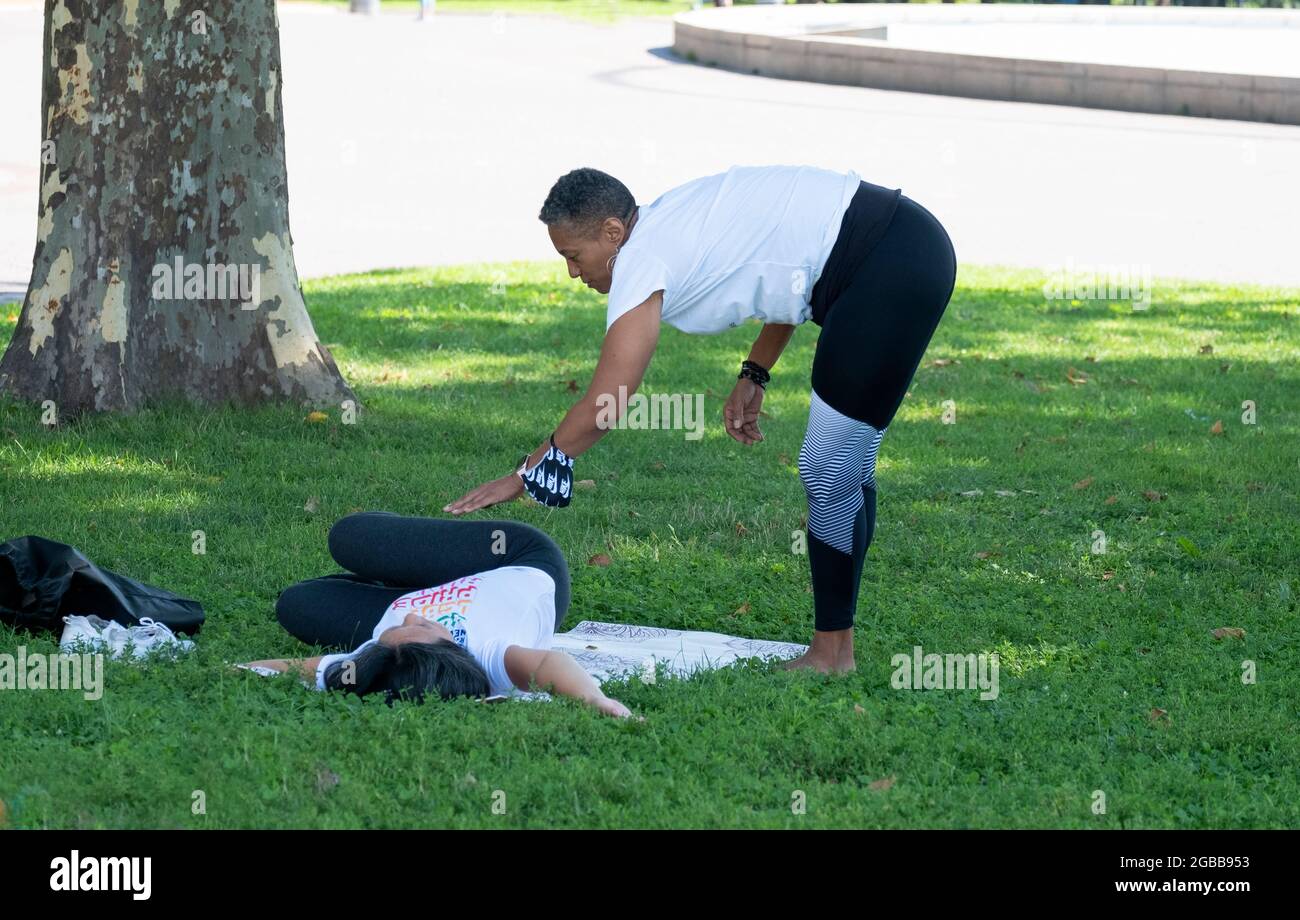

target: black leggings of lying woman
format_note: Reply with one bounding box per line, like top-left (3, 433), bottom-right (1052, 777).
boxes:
top-left (241, 512), bottom-right (633, 718)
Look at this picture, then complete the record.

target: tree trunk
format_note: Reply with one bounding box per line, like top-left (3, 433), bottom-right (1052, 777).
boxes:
top-left (0, 0), bottom-right (355, 415)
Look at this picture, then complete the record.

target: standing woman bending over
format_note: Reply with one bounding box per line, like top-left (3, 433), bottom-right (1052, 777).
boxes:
top-left (445, 165), bottom-right (957, 673)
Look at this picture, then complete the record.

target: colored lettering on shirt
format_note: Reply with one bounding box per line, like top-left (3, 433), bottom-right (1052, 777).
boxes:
top-left (392, 575), bottom-right (482, 649)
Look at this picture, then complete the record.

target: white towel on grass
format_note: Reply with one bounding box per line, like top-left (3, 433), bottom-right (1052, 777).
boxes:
top-left (555, 620), bottom-right (806, 683)
top-left (493, 620), bottom-right (808, 702)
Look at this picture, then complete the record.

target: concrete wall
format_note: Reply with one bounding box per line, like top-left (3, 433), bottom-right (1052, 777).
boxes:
top-left (672, 5), bottom-right (1300, 125)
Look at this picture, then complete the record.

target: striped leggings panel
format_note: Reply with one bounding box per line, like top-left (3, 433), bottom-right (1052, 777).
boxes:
top-left (798, 388), bottom-right (886, 554)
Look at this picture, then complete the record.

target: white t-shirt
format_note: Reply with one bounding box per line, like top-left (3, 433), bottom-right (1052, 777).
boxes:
top-left (313, 566), bottom-right (557, 697)
top-left (605, 164), bottom-right (861, 335)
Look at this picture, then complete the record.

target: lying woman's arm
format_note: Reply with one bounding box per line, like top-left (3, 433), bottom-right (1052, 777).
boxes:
top-left (239, 657), bottom-right (322, 682)
top-left (504, 645), bottom-right (635, 719)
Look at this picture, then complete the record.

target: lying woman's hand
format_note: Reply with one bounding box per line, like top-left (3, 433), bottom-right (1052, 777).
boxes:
top-left (237, 659), bottom-right (290, 673)
top-left (590, 694), bottom-right (639, 720)
top-left (443, 473), bottom-right (524, 516)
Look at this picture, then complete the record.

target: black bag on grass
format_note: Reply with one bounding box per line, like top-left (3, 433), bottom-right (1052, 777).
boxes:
top-left (0, 535), bottom-right (204, 636)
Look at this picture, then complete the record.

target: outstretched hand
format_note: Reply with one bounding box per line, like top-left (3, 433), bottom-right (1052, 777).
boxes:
top-left (723, 377), bottom-right (765, 445)
top-left (591, 694), bottom-right (641, 720)
top-left (444, 473), bottom-right (524, 516)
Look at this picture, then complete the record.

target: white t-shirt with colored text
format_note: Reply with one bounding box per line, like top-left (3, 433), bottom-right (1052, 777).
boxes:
top-left (313, 566), bottom-right (557, 697)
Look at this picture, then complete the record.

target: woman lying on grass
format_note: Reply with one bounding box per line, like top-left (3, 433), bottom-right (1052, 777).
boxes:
top-left (240, 511), bottom-right (634, 718)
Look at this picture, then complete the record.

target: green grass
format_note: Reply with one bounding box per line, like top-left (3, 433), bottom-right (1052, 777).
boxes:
top-left (298, 0), bottom-right (695, 23)
top-left (1, 263), bottom-right (1298, 828)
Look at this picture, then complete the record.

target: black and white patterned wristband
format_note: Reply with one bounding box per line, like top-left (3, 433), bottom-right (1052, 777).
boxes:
top-left (517, 434), bottom-right (575, 508)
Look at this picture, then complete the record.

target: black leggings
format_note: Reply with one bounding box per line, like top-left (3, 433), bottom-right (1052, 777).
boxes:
top-left (275, 512), bottom-right (572, 651)
top-left (800, 196), bottom-right (956, 631)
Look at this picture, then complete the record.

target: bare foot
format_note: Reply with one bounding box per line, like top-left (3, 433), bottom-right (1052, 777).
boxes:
top-left (782, 628), bottom-right (857, 673)
top-left (781, 652), bottom-right (856, 673)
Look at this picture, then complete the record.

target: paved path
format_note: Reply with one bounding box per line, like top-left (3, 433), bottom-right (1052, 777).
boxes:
top-left (2, 2), bottom-right (1298, 304)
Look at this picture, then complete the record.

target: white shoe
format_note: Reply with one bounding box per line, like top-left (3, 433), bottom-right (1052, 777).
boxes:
top-left (60, 613), bottom-right (107, 648)
top-left (60, 614), bottom-right (193, 660)
top-left (124, 617), bottom-right (195, 660)
top-left (60, 614), bottom-right (129, 658)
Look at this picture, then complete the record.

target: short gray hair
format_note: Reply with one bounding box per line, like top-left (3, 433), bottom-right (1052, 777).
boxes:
top-left (538, 167), bottom-right (635, 237)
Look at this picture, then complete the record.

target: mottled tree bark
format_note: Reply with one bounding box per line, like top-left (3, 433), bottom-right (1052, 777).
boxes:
top-left (0, 0), bottom-right (355, 415)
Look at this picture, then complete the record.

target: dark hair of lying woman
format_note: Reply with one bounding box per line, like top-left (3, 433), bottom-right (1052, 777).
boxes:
top-left (322, 640), bottom-right (490, 705)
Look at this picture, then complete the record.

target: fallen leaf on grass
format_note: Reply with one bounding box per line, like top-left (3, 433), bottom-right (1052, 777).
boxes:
top-left (974, 550), bottom-right (1000, 559)
top-left (305, 411), bottom-right (328, 423)
top-left (1149, 708), bottom-right (1169, 723)
top-left (929, 358), bottom-right (958, 367)
top-left (854, 704), bottom-right (866, 714)
top-left (733, 602), bottom-right (751, 616)
top-left (565, 379), bottom-right (579, 393)
top-left (1066, 366), bottom-right (1089, 385)
top-left (1212, 627), bottom-right (1246, 640)
top-left (1199, 344), bottom-right (1214, 354)
top-left (960, 489), bottom-right (983, 497)
top-left (304, 497), bottom-right (320, 514)
top-left (1142, 490), bottom-right (1165, 501)
top-left (1210, 419), bottom-right (1224, 435)
top-left (869, 776), bottom-right (896, 791)
top-left (315, 769), bottom-right (340, 794)
top-left (649, 461), bottom-right (666, 471)
top-left (575, 479), bottom-right (596, 490)
top-left (587, 553), bottom-right (611, 567)
top-left (1104, 495), bottom-right (1118, 505)
top-left (734, 522), bottom-right (749, 537)
top-left (1101, 571), bottom-right (1115, 580)
top-left (1073, 477), bottom-right (1094, 490)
